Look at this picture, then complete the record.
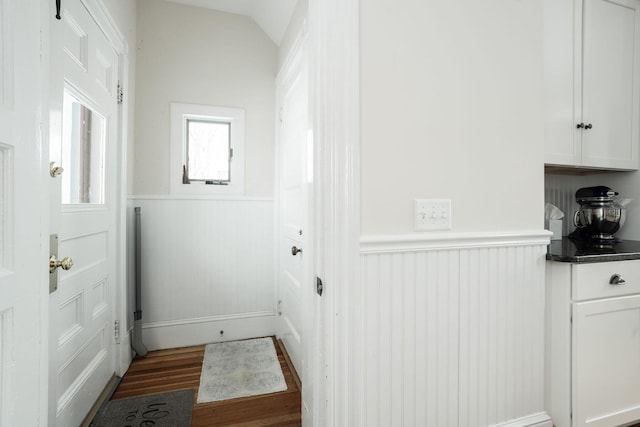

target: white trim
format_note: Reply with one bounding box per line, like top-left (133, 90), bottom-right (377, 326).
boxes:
top-left (114, 41), bottom-right (130, 383)
top-left (79, 0), bottom-right (125, 53)
top-left (116, 331), bottom-right (132, 377)
top-left (495, 412), bottom-right (553, 427)
top-left (140, 312), bottom-right (277, 351)
top-left (360, 230), bottom-right (552, 253)
top-left (309, 0), bottom-right (360, 424)
top-left (128, 195), bottom-right (273, 202)
top-left (276, 23), bottom-right (308, 87)
top-left (142, 310), bottom-right (276, 329)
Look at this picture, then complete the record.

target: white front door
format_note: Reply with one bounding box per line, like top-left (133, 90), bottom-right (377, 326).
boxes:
top-left (48, 1), bottom-right (119, 425)
top-left (276, 38), bottom-right (315, 423)
top-left (0, 1), bottom-right (46, 426)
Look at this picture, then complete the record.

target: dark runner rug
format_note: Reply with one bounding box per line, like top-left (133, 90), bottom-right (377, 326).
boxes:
top-left (91, 389), bottom-right (193, 427)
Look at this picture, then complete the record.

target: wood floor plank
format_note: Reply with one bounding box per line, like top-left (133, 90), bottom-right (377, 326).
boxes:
top-left (110, 336), bottom-right (301, 426)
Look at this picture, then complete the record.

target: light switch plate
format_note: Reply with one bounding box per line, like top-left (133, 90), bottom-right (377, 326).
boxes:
top-left (414, 199), bottom-right (452, 231)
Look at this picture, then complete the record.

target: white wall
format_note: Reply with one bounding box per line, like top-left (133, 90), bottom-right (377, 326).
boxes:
top-left (132, 0), bottom-right (279, 349)
top-left (135, 0), bottom-right (277, 197)
top-left (360, 0), bottom-right (545, 235)
top-left (352, 2), bottom-right (551, 426)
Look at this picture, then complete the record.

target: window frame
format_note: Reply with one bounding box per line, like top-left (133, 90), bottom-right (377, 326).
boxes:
top-left (170, 102), bottom-right (245, 196)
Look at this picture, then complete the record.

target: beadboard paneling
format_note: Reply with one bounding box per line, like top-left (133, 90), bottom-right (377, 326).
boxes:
top-left (544, 174), bottom-right (584, 237)
top-left (359, 234), bottom-right (551, 427)
top-left (130, 198), bottom-right (276, 349)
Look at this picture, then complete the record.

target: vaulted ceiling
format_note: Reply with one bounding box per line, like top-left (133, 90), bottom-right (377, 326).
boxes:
top-left (163, 0), bottom-right (298, 45)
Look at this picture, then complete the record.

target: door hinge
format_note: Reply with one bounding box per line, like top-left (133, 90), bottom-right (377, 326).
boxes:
top-left (316, 277), bottom-right (324, 296)
top-left (229, 147), bottom-right (234, 160)
top-left (277, 300), bottom-right (282, 316)
top-left (114, 320), bottom-right (120, 342)
top-left (117, 81), bottom-right (123, 104)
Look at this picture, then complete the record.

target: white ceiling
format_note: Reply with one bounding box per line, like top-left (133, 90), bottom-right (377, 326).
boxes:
top-left (163, 0), bottom-right (298, 46)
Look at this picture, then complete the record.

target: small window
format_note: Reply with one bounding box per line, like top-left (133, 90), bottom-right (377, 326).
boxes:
top-left (60, 88), bottom-right (106, 204)
top-left (170, 103), bottom-right (245, 196)
top-left (186, 119), bottom-right (231, 183)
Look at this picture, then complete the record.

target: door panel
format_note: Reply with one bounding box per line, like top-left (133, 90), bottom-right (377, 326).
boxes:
top-left (0, 0), bottom-right (43, 424)
top-left (49, 0), bottom-right (118, 425)
top-left (573, 295), bottom-right (640, 426)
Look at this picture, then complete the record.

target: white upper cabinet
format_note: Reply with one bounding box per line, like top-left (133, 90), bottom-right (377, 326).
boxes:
top-left (544, 0), bottom-right (640, 170)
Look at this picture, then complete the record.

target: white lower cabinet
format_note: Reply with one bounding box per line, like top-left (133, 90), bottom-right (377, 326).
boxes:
top-left (547, 260), bottom-right (640, 427)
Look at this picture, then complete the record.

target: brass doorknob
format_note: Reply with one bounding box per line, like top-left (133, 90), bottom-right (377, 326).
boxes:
top-left (49, 161), bottom-right (64, 177)
top-left (49, 255), bottom-right (73, 273)
top-left (291, 246), bottom-right (302, 256)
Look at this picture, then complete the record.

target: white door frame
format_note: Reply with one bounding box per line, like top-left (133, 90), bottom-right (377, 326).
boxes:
top-left (307, 0), bottom-right (360, 425)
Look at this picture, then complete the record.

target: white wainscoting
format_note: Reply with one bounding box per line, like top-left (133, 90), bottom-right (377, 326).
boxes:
top-left (129, 197), bottom-right (276, 350)
top-left (358, 231), bottom-right (552, 427)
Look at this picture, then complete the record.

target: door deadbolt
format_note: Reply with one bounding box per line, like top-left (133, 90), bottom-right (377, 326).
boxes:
top-left (49, 255), bottom-right (73, 273)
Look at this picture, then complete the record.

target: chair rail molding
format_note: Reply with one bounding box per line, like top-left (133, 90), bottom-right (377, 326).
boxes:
top-left (361, 230), bottom-right (552, 253)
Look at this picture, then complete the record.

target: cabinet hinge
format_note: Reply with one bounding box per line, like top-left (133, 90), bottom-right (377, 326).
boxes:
top-left (114, 320), bottom-right (120, 342)
top-left (117, 81), bottom-right (124, 104)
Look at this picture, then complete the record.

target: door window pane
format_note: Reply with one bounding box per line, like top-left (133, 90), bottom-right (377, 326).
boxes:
top-left (61, 90), bottom-right (106, 204)
top-left (186, 119), bottom-right (231, 182)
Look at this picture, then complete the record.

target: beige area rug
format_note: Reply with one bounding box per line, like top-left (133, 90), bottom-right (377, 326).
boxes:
top-left (197, 337), bottom-right (288, 403)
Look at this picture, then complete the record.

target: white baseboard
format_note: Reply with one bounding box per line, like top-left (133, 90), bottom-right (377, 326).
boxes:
top-left (141, 311), bottom-right (277, 351)
top-left (497, 413), bottom-right (553, 427)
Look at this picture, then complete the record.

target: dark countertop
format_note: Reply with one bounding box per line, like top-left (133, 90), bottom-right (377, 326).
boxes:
top-left (547, 237), bottom-right (640, 263)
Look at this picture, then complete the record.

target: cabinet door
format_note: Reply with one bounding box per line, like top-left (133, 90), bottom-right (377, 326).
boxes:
top-left (544, 0), bottom-right (581, 166)
top-left (581, 0), bottom-right (640, 170)
top-left (573, 295), bottom-right (640, 426)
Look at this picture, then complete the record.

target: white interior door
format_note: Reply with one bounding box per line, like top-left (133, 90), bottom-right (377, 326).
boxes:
top-left (0, 1), bottom-right (46, 426)
top-left (48, 1), bottom-right (119, 425)
top-left (276, 38), bottom-right (315, 422)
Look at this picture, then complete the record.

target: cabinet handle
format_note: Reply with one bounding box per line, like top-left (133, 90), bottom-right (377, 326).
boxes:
top-left (585, 123), bottom-right (593, 129)
top-left (609, 274), bottom-right (626, 285)
top-left (576, 123), bottom-right (585, 129)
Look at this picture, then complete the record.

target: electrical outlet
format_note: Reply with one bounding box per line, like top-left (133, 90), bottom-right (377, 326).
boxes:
top-left (414, 199), bottom-right (452, 231)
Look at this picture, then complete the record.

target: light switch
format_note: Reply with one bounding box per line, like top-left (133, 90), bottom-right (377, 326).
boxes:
top-left (414, 199), bottom-right (452, 231)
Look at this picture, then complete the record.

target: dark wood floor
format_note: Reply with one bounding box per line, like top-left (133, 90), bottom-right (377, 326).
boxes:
top-left (111, 337), bottom-right (302, 426)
